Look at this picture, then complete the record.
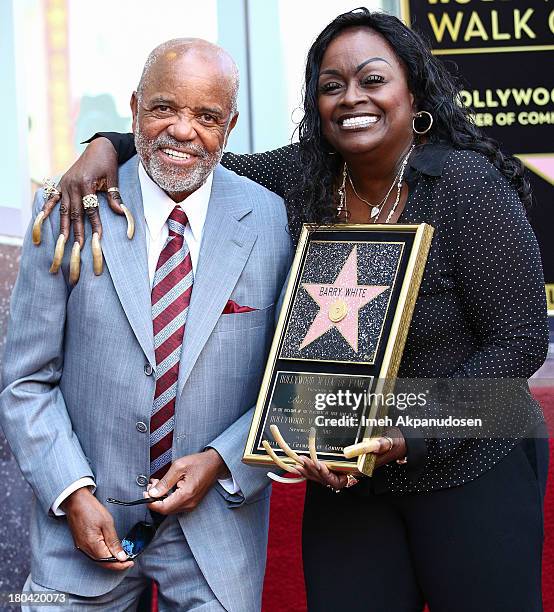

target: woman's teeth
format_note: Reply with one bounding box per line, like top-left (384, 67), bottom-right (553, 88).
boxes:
top-left (341, 116), bottom-right (379, 128)
top-left (162, 148), bottom-right (191, 160)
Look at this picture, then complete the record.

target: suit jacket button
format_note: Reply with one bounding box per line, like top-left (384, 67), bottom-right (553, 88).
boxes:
top-left (136, 474), bottom-right (149, 486)
top-left (144, 364), bottom-right (153, 376)
top-left (136, 421), bottom-right (148, 433)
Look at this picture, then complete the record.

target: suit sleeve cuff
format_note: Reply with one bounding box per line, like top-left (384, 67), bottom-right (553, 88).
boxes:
top-left (218, 476), bottom-right (241, 495)
top-left (51, 478), bottom-right (96, 516)
top-left (81, 132), bottom-right (135, 163)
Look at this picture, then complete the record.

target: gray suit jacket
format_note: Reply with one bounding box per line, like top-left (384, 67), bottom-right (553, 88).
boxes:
top-left (0, 157), bottom-right (292, 611)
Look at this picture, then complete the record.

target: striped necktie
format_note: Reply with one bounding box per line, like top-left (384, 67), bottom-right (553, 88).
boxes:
top-left (150, 206), bottom-right (193, 481)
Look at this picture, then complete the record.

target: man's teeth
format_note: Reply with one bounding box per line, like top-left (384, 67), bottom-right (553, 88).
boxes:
top-left (341, 116), bottom-right (379, 127)
top-left (162, 149), bottom-right (191, 160)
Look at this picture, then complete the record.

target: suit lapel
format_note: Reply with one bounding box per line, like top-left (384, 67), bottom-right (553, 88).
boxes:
top-left (102, 156), bottom-right (156, 367)
top-left (177, 165), bottom-right (258, 395)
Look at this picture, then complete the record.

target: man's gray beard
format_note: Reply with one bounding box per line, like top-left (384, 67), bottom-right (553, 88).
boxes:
top-left (135, 129), bottom-right (222, 194)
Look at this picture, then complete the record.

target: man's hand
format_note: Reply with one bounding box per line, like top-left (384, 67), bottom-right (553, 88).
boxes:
top-left (61, 487), bottom-right (134, 571)
top-left (145, 449), bottom-right (230, 514)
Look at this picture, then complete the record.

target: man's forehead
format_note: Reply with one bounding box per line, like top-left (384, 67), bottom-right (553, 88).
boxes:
top-left (143, 51), bottom-right (233, 91)
top-left (153, 46), bottom-right (231, 75)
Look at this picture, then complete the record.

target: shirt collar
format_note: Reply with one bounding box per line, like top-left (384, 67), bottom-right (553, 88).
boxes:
top-left (405, 142), bottom-right (452, 186)
top-left (138, 161), bottom-right (213, 243)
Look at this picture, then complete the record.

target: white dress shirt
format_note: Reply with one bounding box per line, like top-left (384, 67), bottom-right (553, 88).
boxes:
top-left (52, 163), bottom-right (239, 515)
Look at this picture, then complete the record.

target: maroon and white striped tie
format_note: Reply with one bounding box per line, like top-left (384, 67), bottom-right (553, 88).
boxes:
top-left (150, 206), bottom-right (193, 480)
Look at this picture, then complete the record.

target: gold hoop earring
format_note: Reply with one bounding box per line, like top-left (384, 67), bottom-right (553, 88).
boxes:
top-left (413, 111), bottom-right (433, 135)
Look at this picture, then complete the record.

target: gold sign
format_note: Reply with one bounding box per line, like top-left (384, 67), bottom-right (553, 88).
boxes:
top-left (243, 224), bottom-right (434, 476)
top-left (547, 284), bottom-right (554, 315)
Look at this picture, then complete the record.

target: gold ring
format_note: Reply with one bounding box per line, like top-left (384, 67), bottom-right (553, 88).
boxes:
top-left (384, 436), bottom-right (394, 453)
top-left (345, 474), bottom-right (359, 488)
top-left (43, 178), bottom-right (61, 200)
top-left (82, 194), bottom-right (99, 209)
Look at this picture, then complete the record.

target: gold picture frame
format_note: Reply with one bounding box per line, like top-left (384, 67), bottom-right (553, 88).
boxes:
top-left (243, 223), bottom-right (434, 476)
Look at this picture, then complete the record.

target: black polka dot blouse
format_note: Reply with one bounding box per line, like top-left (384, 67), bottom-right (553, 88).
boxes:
top-left (101, 133), bottom-right (549, 494)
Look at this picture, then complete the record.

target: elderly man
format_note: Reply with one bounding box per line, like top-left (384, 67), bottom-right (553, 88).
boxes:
top-left (0, 39), bottom-right (291, 611)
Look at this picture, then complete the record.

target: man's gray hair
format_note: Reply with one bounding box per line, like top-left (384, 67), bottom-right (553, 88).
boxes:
top-left (137, 38), bottom-right (239, 115)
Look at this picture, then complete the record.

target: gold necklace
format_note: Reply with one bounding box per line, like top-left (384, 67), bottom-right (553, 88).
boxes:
top-left (347, 168), bottom-right (400, 220)
top-left (337, 144), bottom-right (415, 224)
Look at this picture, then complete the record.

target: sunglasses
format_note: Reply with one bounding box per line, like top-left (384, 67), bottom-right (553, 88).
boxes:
top-left (78, 520), bottom-right (157, 563)
top-left (106, 494), bottom-right (169, 506)
top-left (78, 494), bottom-right (170, 563)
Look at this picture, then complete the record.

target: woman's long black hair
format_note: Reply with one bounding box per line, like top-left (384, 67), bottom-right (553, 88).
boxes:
top-left (288, 7), bottom-right (531, 229)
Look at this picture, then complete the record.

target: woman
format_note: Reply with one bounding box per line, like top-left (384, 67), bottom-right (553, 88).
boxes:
top-left (39, 9), bottom-right (549, 611)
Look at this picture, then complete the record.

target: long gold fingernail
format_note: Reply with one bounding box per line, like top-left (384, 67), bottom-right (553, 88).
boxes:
top-left (49, 235), bottom-right (66, 273)
top-left (91, 232), bottom-right (103, 276)
top-left (121, 204), bottom-right (135, 239)
top-left (308, 427), bottom-right (320, 469)
top-left (69, 241), bottom-right (81, 285)
top-left (262, 440), bottom-right (300, 474)
top-left (32, 211), bottom-right (45, 245)
top-left (343, 439), bottom-right (380, 459)
top-left (270, 424), bottom-right (304, 463)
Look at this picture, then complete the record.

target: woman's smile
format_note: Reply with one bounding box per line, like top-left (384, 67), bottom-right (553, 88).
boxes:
top-left (338, 113), bottom-right (381, 130)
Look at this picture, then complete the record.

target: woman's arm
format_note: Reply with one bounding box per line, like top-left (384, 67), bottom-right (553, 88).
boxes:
top-left (36, 132), bottom-right (299, 282)
top-left (453, 173), bottom-right (548, 378)
top-left (221, 146), bottom-right (299, 198)
top-left (402, 163), bottom-right (548, 482)
top-left (88, 133), bottom-right (300, 197)
top-left (93, 132), bottom-right (136, 163)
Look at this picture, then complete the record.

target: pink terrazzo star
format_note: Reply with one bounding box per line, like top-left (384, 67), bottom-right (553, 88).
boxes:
top-left (299, 246), bottom-right (389, 353)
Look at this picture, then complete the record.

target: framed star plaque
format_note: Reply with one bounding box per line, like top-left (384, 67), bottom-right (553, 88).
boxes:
top-left (243, 223), bottom-right (434, 476)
